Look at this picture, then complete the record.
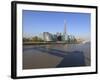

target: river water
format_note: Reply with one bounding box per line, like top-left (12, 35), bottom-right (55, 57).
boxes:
top-left (23, 43), bottom-right (90, 69)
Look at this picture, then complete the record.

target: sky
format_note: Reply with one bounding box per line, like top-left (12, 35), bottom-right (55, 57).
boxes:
top-left (22, 10), bottom-right (91, 40)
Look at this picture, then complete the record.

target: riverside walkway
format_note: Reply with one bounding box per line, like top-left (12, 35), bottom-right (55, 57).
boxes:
top-left (23, 42), bottom-right (68, 45)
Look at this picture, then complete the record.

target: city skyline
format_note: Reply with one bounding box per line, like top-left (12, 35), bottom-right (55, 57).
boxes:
top-left (22, 10), bottom-right (91, 40)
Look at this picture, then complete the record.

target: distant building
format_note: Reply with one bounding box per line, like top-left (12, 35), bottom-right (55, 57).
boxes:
top-left (56, 32), bottom-right (62, 41)
top-left (43, 32), bottom-right (53, 41)
top-left (42, 20), bottom-right (76, 43)
top-left (64, 20), bottom-right (67, 34)
top-left (63, 20), bottom-right (68, 41)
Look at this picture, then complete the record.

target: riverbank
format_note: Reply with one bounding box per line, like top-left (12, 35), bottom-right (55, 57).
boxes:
top-left (23, 41), bottom-right (79, 45)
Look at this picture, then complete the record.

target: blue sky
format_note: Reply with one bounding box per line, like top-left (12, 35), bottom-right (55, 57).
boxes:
top-left (22, 10), bottom-right (91, 39)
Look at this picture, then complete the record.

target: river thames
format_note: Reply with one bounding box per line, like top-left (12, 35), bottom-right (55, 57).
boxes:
top-left (23, 43), bottom-right (90, 69)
